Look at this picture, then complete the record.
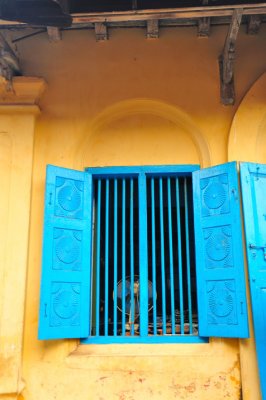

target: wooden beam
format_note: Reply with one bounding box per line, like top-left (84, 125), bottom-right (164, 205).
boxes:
top-left (0, 3), bottom-right (265, 27)
top-left (197, 17), bottom-right (210, 37)
top-left (247, 15), bottom-right (261, 34)
top-left (147, 19), bottom-right (159, 39)
top-left (71, 3), bottom-right (266, 24)
top-left (47, 27), bottom-right (62, 42)
top-left (219, 9), bottom-right (243, 105)
top-left (94, 22), bottom-right (108, 41)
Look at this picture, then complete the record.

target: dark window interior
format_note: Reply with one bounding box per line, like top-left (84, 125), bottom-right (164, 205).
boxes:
top-left (90, 175), bottom-right (198, 339)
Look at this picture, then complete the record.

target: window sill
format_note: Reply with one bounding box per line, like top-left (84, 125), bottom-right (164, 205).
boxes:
top-left (64, 338), bottom-right (237, 371)
top-left (65, 339), bottom-right (219, 364)
top-left (81, 335), bottom-right (206, 345)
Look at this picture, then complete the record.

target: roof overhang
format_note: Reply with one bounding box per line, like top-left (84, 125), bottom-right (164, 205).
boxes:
top-left (0, 2), bottom-right (265, 27)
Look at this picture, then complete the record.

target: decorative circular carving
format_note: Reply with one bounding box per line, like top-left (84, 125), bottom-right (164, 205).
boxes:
top-left (58, 184), bottom-right (81, 212)
top-left (209, 289), bottom-right (233, 317)
top-left (53, 289), bottom-right (79, 319)
top-left (55, 236), bottom-right (79, 264)
top-left (203, 182), bottom-right (226, 210)
top-left (206, 233), bottom-right (230, 261)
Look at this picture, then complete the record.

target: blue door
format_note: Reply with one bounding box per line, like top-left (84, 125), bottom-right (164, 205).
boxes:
top-left (241, 162), bottom-right (266, 398)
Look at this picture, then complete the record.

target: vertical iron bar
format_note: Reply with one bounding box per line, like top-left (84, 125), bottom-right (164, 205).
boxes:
top-left (122, 178), bottom-right (126, 336)
top-left (139, 173), bottom-right (148, 336)
top-left (130, 178), bottom-right (135, 335)
top-left (95, 179), bottom-right (101, 336)
top-left (159, 177), bottom-right (167, 334)
top-left (176, 178), bottom-right (184, 334)
top-left (87, 173), bottom-right (93, 336)
top-left (184, 178), bottom-right (193, 334)
top-left (104, 179), bottom-right (109, 336)
top-left (113, 179), bottom-right (118, 336)
top-left (167, 178), bottom-right (175, 334)
top-left (90, 178), bottom-right (96, 336)
top-left (151, 178), bottom-right (157, 335)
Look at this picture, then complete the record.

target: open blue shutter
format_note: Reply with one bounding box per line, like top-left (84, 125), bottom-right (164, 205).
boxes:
top-left (38, 165), bottom-right (93, 340)
top-left (192, 162), bottom-right (249, 338)
top-left (240, 162), bottom-right (266, 397)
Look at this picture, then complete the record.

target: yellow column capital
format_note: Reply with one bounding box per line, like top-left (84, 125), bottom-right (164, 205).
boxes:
top-left (0, 76), bottom-right (46, 107)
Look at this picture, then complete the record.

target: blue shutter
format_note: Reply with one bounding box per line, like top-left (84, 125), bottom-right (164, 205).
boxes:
top-left (240, 162), bottom-right (266, 397)
top-left (38, 165), bottom-right (93, 340)
top-left (192, 162), bottom-right (249, 338)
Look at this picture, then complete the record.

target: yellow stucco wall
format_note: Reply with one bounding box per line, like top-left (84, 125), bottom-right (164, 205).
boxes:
top-left (1, 23), bottom-right (266, 400)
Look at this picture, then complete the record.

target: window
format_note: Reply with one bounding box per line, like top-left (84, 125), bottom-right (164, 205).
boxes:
top-left (38, 163), bottom-right (249, 342)
top-left (86, 168), bottom-right (198, 344)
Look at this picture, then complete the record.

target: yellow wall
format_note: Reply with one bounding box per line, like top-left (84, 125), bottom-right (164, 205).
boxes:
top-left (1, 23), bottom-right (266, 400)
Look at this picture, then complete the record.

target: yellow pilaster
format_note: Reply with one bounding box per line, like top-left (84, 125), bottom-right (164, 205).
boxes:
top-left (0, 77), bottom-right (46, 399)
top-left (228, 72), bottom-right (266, 400)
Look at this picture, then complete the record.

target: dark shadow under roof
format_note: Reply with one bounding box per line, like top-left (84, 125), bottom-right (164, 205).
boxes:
top-left (69, 0), bottom-right (266, 12)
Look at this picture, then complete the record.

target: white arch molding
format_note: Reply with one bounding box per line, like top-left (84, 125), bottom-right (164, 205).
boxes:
top-left (228, 72), bottom-right (266, 162)
top-left (72, 99), bottom-right (211, 170)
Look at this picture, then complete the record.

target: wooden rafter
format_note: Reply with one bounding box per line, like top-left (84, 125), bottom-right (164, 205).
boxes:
top-left (198, 0), bottom-right (210, 37)
top-left (147, 19), bottom-right (159, 39)
top-left (219, 9), bottom-right (243, 105)
top-left (247, 15), bottom-right (261, 34)
top-left (94, 22), bottom-right (108, 41)
top-left (47, 27), bottom-right (62, 42)
top-left (198, 17), bottom-right (210, 37)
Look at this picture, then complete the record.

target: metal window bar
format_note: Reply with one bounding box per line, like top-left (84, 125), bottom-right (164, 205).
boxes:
top-left (138, 173), bottom-right (148, 337)
top-left (176, 177), bottom-right (184, 334)
top-left (122, 178), bottom-right (126, 336)
top-left (95, 179), bottom-right (101, 337)
top-left (167, 177), bottom-right (176, 334)
top-left (159, 177), bottom-right (167, 334)
top-left (90, 173), bottom-right (198, 340)
top-left (151, 177), bottom-right (157, 335)
top-left (184, 177), bottom-right (195, 334)
top-left (130, 178), bottom-right (135, 335)
top-left (113, 178), bottom-right (118, 336)
top-left (104, 179), bottom-right (109, 336)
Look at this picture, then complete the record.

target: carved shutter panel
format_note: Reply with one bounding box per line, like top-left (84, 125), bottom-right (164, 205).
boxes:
top-left (192, 162), bottom-right (249, 338)
top-left (38, 165), bottom-right (93, 340)
top-left (240, 162), bottom-right (266, 397)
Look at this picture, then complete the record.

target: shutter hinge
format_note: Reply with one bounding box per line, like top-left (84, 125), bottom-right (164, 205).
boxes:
top-left (249, 243), bottom-right (266, 260)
